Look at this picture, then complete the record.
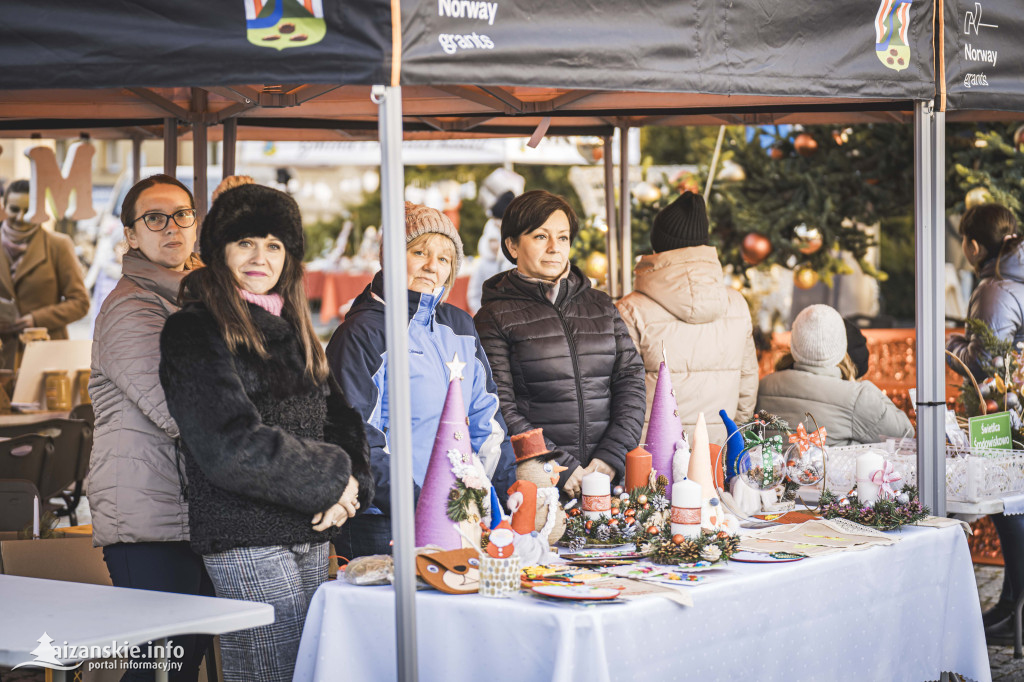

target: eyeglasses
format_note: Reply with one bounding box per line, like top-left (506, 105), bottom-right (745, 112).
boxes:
top-left (133, 209), bottom-right (197, 232)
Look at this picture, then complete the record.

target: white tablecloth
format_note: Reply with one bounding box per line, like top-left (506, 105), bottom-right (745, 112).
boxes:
top-left (294, 525), bottom-right (989, 682)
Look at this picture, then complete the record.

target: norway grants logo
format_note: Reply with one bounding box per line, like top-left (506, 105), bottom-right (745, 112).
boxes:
top-left (245, 0), bottom-right (325, 50)
top-left (874, 0), bottom-right (913, 71)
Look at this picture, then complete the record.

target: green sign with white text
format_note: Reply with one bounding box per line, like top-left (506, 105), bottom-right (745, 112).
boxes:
top-left (969, 411), bottom-right (1013, 450)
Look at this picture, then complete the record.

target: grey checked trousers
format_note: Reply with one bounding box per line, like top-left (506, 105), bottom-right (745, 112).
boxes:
top-left (203, 541), bottom-right (328, 682)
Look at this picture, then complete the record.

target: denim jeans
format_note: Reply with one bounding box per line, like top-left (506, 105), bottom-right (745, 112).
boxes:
top-left (202, 542), bottom-right (328, 682)
top-left (103, 541), bottom-right (215, 682)
top-left (331, 513), bottom-right (393, 560)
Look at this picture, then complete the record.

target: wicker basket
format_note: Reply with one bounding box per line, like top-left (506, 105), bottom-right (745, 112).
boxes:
top-left (825, 439), bottom-right (1024, 503)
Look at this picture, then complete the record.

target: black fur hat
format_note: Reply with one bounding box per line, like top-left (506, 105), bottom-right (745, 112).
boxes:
top-left (200, 184), bottom-right (304, 262)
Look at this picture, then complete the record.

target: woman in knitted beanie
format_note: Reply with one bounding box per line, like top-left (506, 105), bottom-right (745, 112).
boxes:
top-left (757, 304), bottom-right (912, 446)
top-left (326, 201), bottom-right (515, 558)
top-left (158, 184), bottom-right (373, 682)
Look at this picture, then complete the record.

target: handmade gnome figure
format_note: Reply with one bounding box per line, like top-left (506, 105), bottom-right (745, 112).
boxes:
top-left (486, 519), bottom-right (516, 559)
top-left (415, 355), bottom-right (490, 549)
top-left (719, 410), bottom-right (762, 516)
top-left (510, 428), bottom-right (569, 546)
top-left (646, 360), bottom-right (685, 489)
top-left (671, 435), bottom-right (691, 487)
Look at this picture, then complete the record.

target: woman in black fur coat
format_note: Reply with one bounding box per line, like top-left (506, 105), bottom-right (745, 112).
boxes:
top-left (159, 184), bottom-right (373, 682)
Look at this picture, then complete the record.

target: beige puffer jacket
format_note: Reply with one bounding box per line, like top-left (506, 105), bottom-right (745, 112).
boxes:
top-left (87, 249), bottom-right (201, 547)
top-left (616, 246), bottom-right (758, 446)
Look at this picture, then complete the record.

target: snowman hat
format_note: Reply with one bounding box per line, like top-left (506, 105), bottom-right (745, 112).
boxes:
top-left (512, 428), bottom-right (564, 464)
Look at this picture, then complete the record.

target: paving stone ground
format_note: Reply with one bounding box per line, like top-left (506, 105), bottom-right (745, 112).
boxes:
top-left (977, 564), bottom-right (1024, 681)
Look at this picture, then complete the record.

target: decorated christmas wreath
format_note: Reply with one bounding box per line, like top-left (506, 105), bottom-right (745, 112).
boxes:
top-left (642, 524), bottom-right (742, 565)
top-left (561, 477), bottom-right (671, 550)
top-left (819, 485), bottom-right (929, 531)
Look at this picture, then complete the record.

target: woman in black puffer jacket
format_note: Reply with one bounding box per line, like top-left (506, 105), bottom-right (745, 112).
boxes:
top-left (159, 184), bottom-right (372, 682)
top-left (474, 190), bottom-right (646, 498)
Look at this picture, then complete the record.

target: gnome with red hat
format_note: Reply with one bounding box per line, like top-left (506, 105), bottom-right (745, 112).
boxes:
top-left (507, 428), bottom-right (569, 546)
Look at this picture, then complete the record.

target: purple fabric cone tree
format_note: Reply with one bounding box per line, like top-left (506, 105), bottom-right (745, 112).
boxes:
top-left (415, 356), bottom-right (471, 550)
top-left (645, 361), bottom-right (684, 490)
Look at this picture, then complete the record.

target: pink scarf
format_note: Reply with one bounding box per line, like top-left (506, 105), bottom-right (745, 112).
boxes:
top-left (238, 288), bottom-right (284, 316)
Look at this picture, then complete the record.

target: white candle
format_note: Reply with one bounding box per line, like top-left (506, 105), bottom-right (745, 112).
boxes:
top-left (581, 472), bottom-right (611, 521)
top-left (856, 452), bottom-right (885, 505)
top-left (671, 479), bottom-right (702, 539)
top-left (32, 495), bottom-right (40, 539)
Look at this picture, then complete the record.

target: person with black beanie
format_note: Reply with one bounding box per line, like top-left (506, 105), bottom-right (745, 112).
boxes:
top-left (617, 191), bottom-right (759, 445)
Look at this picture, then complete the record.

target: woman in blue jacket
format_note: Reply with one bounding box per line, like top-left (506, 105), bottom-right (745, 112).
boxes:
top-left (326, 202), bottom-right (515, 557)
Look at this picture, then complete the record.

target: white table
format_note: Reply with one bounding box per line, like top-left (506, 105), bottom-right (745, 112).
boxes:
top-left (294, 524), bottom-right (989, 682)
top-left (0, 575), bottom-right (274, 681)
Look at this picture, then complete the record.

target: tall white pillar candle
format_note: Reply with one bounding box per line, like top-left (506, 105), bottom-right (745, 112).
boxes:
top-left (581, 472), bottom-right (612, 521)
top-left (671, 479), bottom-right (702, 539)
top-left (32, 495), bottom-right (40, 539)
top-left (856, 452), bottom-right (885, 505)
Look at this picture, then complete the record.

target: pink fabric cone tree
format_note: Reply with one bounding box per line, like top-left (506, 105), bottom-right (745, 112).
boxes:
top-left (415, 355), bottom-right (471, 550)
top-left (645, 361), bottom-right (684, 489)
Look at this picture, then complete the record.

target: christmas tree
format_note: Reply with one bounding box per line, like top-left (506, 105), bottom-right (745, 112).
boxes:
top-left (948, 122), bottom-right (1024, 219)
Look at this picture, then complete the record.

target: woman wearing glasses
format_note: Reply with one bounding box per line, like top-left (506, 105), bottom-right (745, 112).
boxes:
top-left (88, 174), bottom-right (211, 681)
top-left (0, 179), bottom-right (89, 370)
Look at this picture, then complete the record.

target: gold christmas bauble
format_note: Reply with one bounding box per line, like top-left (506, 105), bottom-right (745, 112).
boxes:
top-left (575, 137), bottom-right (604, 164)
top-left (716, 160), bottom-right (746, 182)
top-left (793, 267), bottom-right (820, 290)
top-left (632, 182), bottom-right (662, 204)
top-left (965, 186), bottom-right (993, 209)
top-left (1015, 125), bottom-right (1024, 152)
top-left (585, 251), bottom-right (608, 283)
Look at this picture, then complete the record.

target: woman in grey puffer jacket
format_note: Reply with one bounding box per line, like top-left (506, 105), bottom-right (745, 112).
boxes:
top-left (946, 203), bottom-right (1024, 645)
top-left (87, 174), bottom-right (210, 682)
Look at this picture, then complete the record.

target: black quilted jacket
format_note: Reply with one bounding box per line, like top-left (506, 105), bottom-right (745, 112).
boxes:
top-left (474, 266), bottom-right (645, 488)
top-left (159, 301), bottom-right (372, 555)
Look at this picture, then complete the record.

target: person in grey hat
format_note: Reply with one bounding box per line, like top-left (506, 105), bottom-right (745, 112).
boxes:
top-left (326, 201), bottom-right (515, 559)
top-left (617, 191), bottom-right (759, 445)
top-left (757, 304), bottom-right (912, 445)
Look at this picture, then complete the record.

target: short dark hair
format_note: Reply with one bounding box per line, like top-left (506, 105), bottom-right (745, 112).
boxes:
top-left (499, 190), bottom-right (579, 263)
top-left (959, 203), bottom-right (1021, 274)
top-left (121, 174), bottom-right (194, 228)
top-left (2, 179), bottom-right (29, 203)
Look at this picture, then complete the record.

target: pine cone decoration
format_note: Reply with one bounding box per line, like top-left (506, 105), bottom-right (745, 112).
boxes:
top-left (595, 524), bottom-right (612, 542)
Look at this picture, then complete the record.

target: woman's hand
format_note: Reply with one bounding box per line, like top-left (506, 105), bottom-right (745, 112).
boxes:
top-left (563, 459), bottom-right (617, 497)
top-left (311, 476), bottom-right (360, 531)
top-left (0, 314), bottom-right (33, 335)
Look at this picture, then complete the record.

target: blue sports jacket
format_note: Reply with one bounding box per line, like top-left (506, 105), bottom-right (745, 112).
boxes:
top-left (326, 272), bottom-right (515, 517)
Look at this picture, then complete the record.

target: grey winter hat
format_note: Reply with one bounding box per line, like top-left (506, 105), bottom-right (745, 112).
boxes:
top-left (650, 191), bottom-right (710, 253)
top-left (790, 304), bottom-right (848, 369)
top-left (404, 201), bottom-right (465, 275)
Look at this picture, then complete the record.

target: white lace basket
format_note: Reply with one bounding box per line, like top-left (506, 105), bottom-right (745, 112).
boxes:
top-left (825, 439), bottom-right (1024, 503)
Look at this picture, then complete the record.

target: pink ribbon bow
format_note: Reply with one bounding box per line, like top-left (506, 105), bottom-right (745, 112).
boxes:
top-left (869, 461), bottom-right (902, 500)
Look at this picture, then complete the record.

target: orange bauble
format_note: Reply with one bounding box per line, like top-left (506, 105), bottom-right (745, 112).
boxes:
top-left (985, 399), bottom-right (1000, 414)
top-left (770, 147), bottom-right (786, 160)
top-left (741, 233), bottom-right (772, 265)
top-left (794, 133), bottom-right (819, 157)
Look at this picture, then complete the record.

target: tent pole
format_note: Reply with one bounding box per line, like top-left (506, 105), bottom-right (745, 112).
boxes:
top-left (191, 88), bottom-right (208, 222)
top-left (618, 126), bottom-right (632, 295)
top-left (131, 137), bottom-right (142, 185)
top-left (914, 100), bottom-right (946, 516)
top-left (603, 135), bottom-right (618, 298)
top-left (162, 117), bottom-right (177, 177)
top-left (374, 84), bottom-right (418, 682)
top-left (223, 118), bottom-right (237, 178)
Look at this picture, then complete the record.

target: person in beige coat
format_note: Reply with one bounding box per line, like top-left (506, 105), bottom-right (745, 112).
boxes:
top-left (617, 192), bottom-right (758, 446)
top-left (87, 174), bottom-right (210, 682)
top-left (0, 180), bottom-right (89, 370)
